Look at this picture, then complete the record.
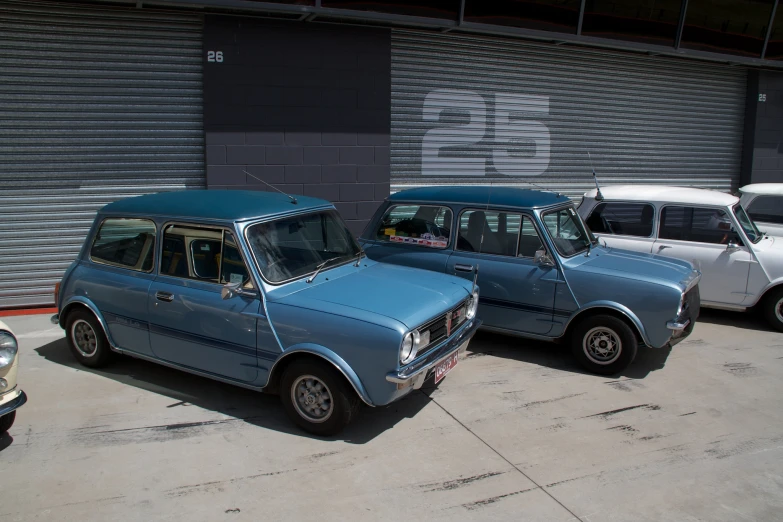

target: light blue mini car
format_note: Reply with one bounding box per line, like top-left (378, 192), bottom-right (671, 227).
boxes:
top-left (52, 191), bottom-right (480, 435)
top-left (361, 187), bottom-right (701, 375)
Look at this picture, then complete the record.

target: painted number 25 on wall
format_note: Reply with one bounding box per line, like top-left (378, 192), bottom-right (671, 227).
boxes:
top-left (207, 51), bottom-right (224, 63)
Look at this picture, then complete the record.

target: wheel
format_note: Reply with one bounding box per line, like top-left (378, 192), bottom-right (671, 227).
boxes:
top-left (280, 360), bottom-right (360, 436)
top-left (0, 411), bottom-right (15, 434)
top-left (762, 287), bottom-right (783, 332)
top-left (65, 309), bottom-right (113, 368)
top-left (570, 314), bottom-right (638, 375)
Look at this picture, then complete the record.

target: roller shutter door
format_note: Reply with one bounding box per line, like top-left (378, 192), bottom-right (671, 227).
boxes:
top-left (0, 1), bottom-right (205, 308)
top-left (391, 30), bottom-right (747, 198)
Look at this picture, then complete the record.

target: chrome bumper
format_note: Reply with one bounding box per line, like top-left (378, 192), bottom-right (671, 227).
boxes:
top-left (666, 319), bottom-right (690, 331)
top-left (386, 317), bottom-right (481, 390)
top-left (50, 314), bottom-right (60, 325)
top-left (0, 390), bottom-right (27, 417)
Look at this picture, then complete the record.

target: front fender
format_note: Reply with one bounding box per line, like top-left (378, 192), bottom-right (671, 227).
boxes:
top-left (267, 343), bottom-right (374, 406)
top-left (59, 296), bottom-right (117, 348)
top-left (565, 300), bottom-right (653, 347)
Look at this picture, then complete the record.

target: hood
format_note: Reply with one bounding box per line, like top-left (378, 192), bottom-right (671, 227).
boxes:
top-left (270, 262), bottom-right (473, 330)
top-left (753, 236), bottom-right (783, 281)
top-left (569, 246), bottom-right (695, 289)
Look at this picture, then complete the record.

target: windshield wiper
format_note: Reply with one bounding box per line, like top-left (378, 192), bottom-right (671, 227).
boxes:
top-left (354, 248), bottom-right (366, 267)
top-left (306, 257), bottom-right (339, 283)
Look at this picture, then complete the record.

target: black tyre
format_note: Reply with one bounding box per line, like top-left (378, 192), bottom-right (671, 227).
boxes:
top-left (570, 314), bottom-right (638, 375)
top-left (0, 411), bottom-right (16, 434)
top-left (65, 309), bottom-right (114, 368)
top-left (762, 287), bottom-right (783, 332)
top-left (280, 360), bottom-right (360, 436)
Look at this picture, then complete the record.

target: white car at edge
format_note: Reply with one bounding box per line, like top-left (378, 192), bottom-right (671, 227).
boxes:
top-left (578, 185), bottom-right (783, 331)
top-left (0, 319), bottom-right (26, 434)
top-left (739, 183), bottom-right (783, 238)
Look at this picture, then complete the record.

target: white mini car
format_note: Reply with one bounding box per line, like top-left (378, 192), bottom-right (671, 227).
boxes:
top-left (739, 184), bottom-right (783, 238)
top-left (578, 185), bottom-right (783, 331)
top-left (0, 320), bottom-right (26, 434)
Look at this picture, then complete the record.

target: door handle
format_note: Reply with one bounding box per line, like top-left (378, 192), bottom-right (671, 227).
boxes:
top-left (155, 291), bottom-right (174, 302)
top-left (657, 245), bottom-right (671, 250)
top-left (455, 264), bottom-right (474, 272)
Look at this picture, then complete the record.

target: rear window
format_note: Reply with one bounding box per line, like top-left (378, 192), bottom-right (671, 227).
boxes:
top-left (585, 202), bottom-right (655, 237)
top-left (90, 218), bottom-right (155, 272)
top-left (374, 205), bottom-right (452, 249)
top-left (746, 195), bottom-right (783, 225)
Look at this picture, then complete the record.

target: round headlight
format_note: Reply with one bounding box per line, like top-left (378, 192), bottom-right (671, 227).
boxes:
top-left (400, 331), bottom-right (419, 365)
top-left (0, 331), bottom-right (19, 369)
top-left (466, 291), bottom-right (479, 320)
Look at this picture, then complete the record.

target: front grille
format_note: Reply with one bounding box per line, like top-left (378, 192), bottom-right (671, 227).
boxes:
top-left (414, 298), bottom-right (470, 360)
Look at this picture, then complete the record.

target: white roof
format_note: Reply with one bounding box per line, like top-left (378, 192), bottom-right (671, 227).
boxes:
top-left (739, 183), bottom-right (783, 196)
top-left (583, 185), bottom-right (738, 206)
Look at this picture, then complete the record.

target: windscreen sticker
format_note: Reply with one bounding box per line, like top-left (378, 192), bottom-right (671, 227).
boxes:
top-left (389, 235), bottom-right (448, 248)
top-left (384, 228), bottom-right (396, 236)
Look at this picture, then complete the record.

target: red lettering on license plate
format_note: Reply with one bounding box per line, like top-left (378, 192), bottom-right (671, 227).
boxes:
top-left (434, 351), bottom-right (459, 384)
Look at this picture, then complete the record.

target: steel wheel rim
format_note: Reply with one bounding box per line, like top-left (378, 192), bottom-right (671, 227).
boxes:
top-left (291, 375), bottom-right (334, 423)
top-left (583, 326), bottom-right (622, 365)
top-left (71, 319), bottom-right (98, 357)
top-left (776, 297), bottom-right (783, 324)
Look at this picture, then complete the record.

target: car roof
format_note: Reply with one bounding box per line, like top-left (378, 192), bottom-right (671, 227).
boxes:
top-left (100, 190), bottom-right (331, 221)
top-left (739, 183), bottom-right (783, 196)
top-left (388, 186), bottom-right (569, 209)
top-left (583, 185), bottom-right (738, 206)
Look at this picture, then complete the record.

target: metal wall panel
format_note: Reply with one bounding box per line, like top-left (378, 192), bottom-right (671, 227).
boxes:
top-left (0, 1), bottom-right (205, 308)
top-left (391, 30), bottom-right (747, 198)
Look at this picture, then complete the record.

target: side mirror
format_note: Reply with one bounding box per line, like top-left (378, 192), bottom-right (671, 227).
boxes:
top-left (221, 282), bottom-right (241, 300)
top-left (726, 240), bottom-right (742, 251)
top-left (534, 249), bottom-right (555, 267)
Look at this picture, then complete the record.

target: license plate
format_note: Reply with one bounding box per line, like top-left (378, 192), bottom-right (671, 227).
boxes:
top-left (434, 351), bottom-right (459, 384)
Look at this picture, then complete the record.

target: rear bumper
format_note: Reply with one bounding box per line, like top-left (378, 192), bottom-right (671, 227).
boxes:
top-left (0, 390), bottom-right (27, 417)
top-left (386, 317), bottom-right (481, 390)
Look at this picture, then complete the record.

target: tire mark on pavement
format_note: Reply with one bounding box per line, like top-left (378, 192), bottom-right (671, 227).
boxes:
top-left (166, 469), bottom-right (297, 497)
top-left (461, 487), bottom-right (537, 510)
top-left (420, 471), bottom-right (505, 492)
top-left (584, 404), bottom-right (660, 419)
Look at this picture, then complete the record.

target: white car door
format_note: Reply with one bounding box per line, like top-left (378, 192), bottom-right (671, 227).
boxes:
top-left (582, 201), bottom-right (656, 253)
top-left (653, 205), bottom-right (750, 306)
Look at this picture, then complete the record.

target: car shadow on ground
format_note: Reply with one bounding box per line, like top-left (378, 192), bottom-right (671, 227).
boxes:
top-left (34, 338), bottom-right (429, 445)
top-left (465, 330), bottom-right (673, 380)
top-left (0, 432), bottom-right (12, 452)
top-left (696, 307), bottom-right (774, 333)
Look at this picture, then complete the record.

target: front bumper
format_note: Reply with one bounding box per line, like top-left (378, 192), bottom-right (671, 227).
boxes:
top-left (386, 317), bottom-right (481, 390)
top-left (0, 390), bottom-right (27, 417)
top-left (51, 314), bottom-right (60, 325)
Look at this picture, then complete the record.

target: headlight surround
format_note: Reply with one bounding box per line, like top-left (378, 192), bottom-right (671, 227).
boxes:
top-left (0, 331), bottom-right (19, 369)
top-left (466, 291), bottom-right (479, 320)
top-left (400, 331), bottom-right (417, 365)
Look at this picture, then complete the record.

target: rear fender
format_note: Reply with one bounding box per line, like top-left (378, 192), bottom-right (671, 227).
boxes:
top-left (60, 297), bottom-right (117, 349)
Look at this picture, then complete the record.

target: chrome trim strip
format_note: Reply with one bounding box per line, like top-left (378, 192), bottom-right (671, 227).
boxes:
top-left (666, 319), bottom-right (690, 330)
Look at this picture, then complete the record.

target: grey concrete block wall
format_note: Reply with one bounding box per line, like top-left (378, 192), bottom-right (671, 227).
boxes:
top-left (203, 16), bottom-right (391, 236)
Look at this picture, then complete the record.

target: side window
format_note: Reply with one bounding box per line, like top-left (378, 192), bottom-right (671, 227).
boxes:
top-left (660, 206), bottom-right (742, 245)
top-left (220, 232), bottom-right (254, 289)
top-left (161, 225), bottom-right (252, 286)
top-left (747, 195), bottom-right (783, 225)
top-left (457, 210), bottom-right (522, 257)
top-left (518, 216), bottom-right (544, 258)
top-left (90, 218), bottom-right (156, 272)
top-left (375, 205), bottom-right (452, 249)
top-left (585, 202), bottom-right (655, 237)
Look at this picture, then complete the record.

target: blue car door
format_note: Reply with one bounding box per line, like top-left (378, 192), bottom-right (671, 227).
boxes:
top-left (361, 203), bottom-right (455, 272)
top-left (148, 225), bottom-right (260, 383)
top-left (446, 210), bottom-right (557, 335)
top-left (86, 217), bottom-right (157, 356)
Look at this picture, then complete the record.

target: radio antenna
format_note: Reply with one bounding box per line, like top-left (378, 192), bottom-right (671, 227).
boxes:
top-left (243, 169), bottom-right (297, 204)
top-left (588, 152), bottom-right (604, 201)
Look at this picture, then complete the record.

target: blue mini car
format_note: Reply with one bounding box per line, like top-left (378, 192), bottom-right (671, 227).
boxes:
top-left (52, 190), bottom-right (480, 435)
top-left (361, 187), bottom-right (701, 375)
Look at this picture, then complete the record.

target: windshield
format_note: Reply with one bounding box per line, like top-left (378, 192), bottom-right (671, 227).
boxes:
top-left (246, 210), bottom-right (362, 284)
top-left (541, 206), bottom-right (594, 257)
top-left (733, 204), bottom-right (762, 244)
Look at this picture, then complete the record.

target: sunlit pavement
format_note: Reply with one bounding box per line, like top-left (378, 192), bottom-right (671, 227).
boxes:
top-left (2, 310), bottom-right (782, 521)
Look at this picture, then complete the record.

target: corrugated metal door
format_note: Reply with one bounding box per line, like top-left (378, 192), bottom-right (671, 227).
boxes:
top-left (392, 30), bottom-right (747, 198)
top-left (0, 1), bottom-right (205, 308)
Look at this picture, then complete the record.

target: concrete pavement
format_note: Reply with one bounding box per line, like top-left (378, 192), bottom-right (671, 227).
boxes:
top-left (1, 309), bottom-right (782, 521)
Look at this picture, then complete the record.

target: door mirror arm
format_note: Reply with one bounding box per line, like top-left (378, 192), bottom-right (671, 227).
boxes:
top-left (221, 282), bottom-right (257, 300)
top-left (534, 249), bottom-right (556, 267)
top-left (726, 240), bottom-right (742, 252)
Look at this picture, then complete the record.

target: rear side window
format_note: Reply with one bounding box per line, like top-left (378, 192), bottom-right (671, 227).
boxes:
top-left (90, 218), bottom-right (155, 272)
top-left (457, 210), bottom-right (522, 257)
top-left (746, 195), bottom-right (783, 225)
top-left (660, 206), bottom-right (743, 245)
top-left (375, 204), bottom-right (452, 249)
top-left (585, 202), bottom-right (655, 237)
